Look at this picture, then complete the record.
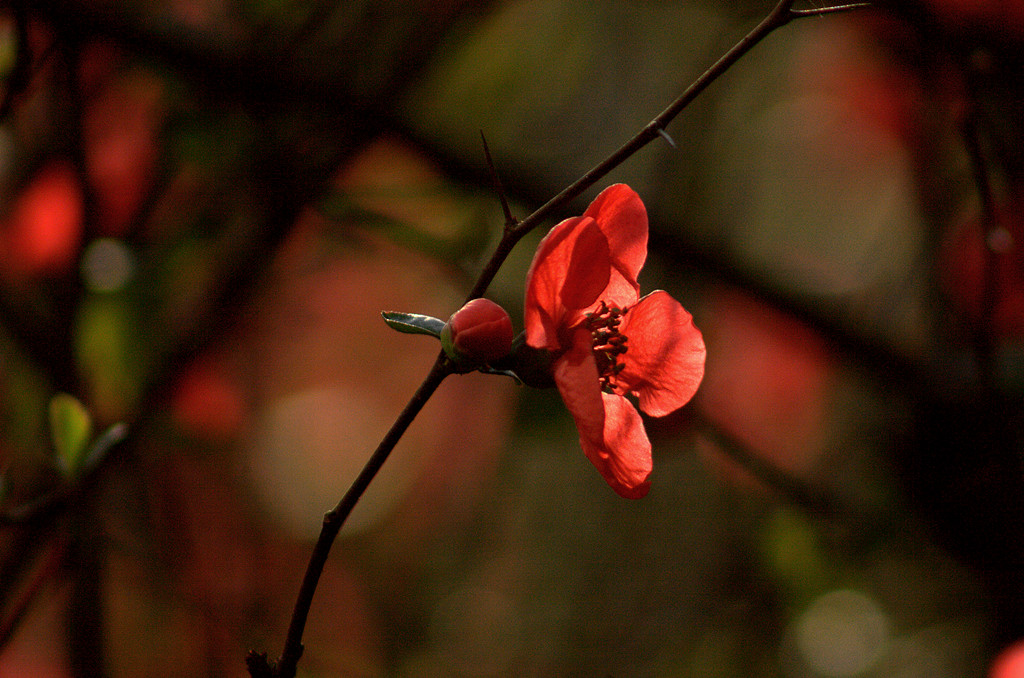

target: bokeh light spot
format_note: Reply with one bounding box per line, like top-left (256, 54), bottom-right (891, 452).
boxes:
top-left (795, 589), bottom-right (889, 677)
top-left (81, 238), bottom-right (135, 292)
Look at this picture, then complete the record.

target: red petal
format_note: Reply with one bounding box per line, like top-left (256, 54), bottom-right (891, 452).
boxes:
top-left (617, 291), bottom-right (705, 417)
top-left (552, 329), bottom-right (605, 445)
top-left (525, 216), bottom-right (610, 350)
top-left (584, 184), bottom-right (648, 306)
top-left (579, 393), bottom-right (652, 499)
top-left (553, 329), bottom-right (652, 499)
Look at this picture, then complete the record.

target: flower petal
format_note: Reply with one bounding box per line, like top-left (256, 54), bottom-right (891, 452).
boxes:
top-left (617, 290), bottom-right (705, 417)
top-left (579, 393), bottom-right (652, 499)
top-left (552, 328), bottom-right (605, 446)
top-left (584, 184), bottom-right (648, 307)
top-left (525, 216), bottom-right (610, 351)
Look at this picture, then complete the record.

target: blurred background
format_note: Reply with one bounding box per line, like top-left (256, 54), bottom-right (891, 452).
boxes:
top-left (1, 0), bottom-right (1024, 676)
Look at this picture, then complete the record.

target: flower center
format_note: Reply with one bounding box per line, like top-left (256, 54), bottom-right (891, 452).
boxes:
top-left (584, 300), bottom-right (628, 394)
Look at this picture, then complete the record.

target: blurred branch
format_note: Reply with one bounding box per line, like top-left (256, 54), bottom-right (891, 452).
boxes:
top-left (961, 98), bottom-right (1000, 391)
top-left (133, 118), bottom-right (373, 420)
top-left (0, 289), bottom-right (77, 393)
top-left (0, 529), bottom-right (65, 650)
top-left (0, 0), bottom-right (33, 119)
top-left (656, 229), bottom-right (931, 390)
top-left (66, 507), bottom-right (105, 678)
top-left (27, 0), bottom-right (486, 115)
top-left (0, 0), bottom-right (445, 659)
top-left (285, 0), bottom-right (343, 47)
top-left (693, 409), bottom-right (853, 524)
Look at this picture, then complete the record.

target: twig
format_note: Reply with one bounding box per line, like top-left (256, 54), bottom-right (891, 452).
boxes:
top-left (790, 2), bottom-right (872, 19)
top-left (464, 0), bottom-right (825, 302)
top-left (262, 355), bottom-right (452, 678)
top-left (257, 1), bottom-right (879, 676)
top-left (480, 131), bottom-right (517, 230)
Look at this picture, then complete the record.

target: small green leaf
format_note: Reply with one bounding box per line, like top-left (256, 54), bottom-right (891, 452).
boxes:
top-left (49, 393), bottom-right (93, 480)
top-left (381, 311), bottom-right (446, 338)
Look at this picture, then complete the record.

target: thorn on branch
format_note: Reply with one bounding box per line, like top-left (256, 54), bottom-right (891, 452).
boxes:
top-left (656, 127), bottom-right (677, 148)
top-left (480, 131), bottom-right (517, 231)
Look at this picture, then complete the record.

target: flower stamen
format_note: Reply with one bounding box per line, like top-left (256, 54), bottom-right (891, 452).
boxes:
top-left (585, 301), bottom-right (629, 394)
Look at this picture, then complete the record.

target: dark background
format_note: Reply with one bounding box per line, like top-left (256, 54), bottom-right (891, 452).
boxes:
top-left (1, 1), bottom-right (1023, 676)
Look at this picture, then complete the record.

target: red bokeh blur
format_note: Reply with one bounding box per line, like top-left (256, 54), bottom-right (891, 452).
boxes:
top-left (0, 161), bottom-right (82, 279)
top-left (940, 195), bottom-right (1024, 339)
top-left (171, 355), bottom-right (247, 441)
top-left (925, 0), bottom-right (1024, 36)
top-left (83, 70), bottom-right (163, 236)
top-left (697, 290), bottom-right (835, 483)
top-left (993, 640), bottom-right (1024, 678)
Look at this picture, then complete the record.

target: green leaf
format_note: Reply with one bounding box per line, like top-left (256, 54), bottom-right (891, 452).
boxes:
top-left (49, 393), bottom-right (94, 480)
top-left (381, 311), bottom-right (445, 338)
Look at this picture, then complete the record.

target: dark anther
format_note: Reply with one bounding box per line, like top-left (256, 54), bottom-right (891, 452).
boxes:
top-left (584, 299), bottom-right (629, 394)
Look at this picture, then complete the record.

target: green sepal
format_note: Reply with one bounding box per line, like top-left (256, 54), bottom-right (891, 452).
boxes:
top-left (381, 311), bottom-right (445, 338)
top-left (477, 367), bottom-right (523, 385)
top-left (489, 333), bottom-right (555, 388)
top-left (49, 393), bottom-right (93, 480)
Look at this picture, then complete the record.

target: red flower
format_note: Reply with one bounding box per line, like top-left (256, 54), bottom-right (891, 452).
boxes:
top-left (524, 184), bottom-right (705, 498)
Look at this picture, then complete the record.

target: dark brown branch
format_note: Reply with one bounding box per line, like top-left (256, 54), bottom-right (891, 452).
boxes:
top-left (256, 2), bottom-right (882, 675)
top-left (464, 0), bottom-right (803, 303)
top-left (264, 355), bottom-right (452, 678)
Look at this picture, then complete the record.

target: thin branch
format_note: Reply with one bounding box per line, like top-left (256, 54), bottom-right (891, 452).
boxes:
top-left (264, 355), bottom-right (453, 678)
top-left (256, 2), bottom-right (881, 675)
top-left (285, 0), bottom-right (343, 47)
top-left (790, 2), bottom-right (873, 19)
top-left (464, 0), bottom-right (802, 302)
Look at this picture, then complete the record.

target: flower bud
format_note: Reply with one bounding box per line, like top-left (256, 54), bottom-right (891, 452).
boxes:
top-left (440, 298), bottom-right (514, 366)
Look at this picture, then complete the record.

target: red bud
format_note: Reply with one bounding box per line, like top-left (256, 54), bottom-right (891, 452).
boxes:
top-left (441, 298), bottom-right (514, 365)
